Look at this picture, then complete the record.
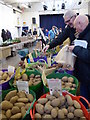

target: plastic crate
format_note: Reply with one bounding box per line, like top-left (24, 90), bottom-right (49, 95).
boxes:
top-left (30, 91), bottom-right (90, 120)
top-left (44, 72), bottom-right (78, 95)
top-left (1, 87), bottom-right (36, 120)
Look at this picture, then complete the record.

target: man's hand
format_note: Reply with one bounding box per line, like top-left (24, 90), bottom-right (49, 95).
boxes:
top-left (42, 45), bottom-right (50, 52)
top-left (69, 45), bottom-right (75, 52)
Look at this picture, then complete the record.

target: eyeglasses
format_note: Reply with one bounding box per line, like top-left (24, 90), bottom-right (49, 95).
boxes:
top-left (65, 16), bottom-right (74, 24)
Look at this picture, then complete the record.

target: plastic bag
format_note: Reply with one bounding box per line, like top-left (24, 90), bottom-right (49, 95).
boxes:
top-left (54, 45), bottom-right (75, 68)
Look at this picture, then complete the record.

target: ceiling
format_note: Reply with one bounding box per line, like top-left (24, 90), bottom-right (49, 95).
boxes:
top-left (1, 0), bottom-right (90, 12)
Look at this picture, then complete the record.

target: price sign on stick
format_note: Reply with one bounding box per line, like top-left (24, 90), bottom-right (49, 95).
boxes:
top-left (16, 81), bottom-right (29, 94)
top-left (47, 78), bottom-right (62, 96)
top-left (8, 65), bottom-right (15, 73)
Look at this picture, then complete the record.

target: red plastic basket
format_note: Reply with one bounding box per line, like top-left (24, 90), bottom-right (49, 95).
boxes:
top-left (30, 91), bottom-right (90, 120)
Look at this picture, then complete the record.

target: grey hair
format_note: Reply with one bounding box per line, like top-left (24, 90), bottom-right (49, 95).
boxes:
top-left (64, 10), bottom-right (77, 18)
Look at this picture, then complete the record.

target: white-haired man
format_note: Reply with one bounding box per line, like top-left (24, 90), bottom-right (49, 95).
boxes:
top-left (43, 10), bottom-right (77, 51)
top-left (69, 15), bottom-right (90, 105)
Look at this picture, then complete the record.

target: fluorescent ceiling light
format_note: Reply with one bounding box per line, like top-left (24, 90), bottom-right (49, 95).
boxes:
top-left (21, 3), bottom-right (28, 8)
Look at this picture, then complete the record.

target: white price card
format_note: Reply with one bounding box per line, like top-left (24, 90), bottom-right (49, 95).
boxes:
top-left (16, 81), bottom-right (29, 94)
top-left (47, 78), bottom-right (62, 96)
top-left (8, 65), bottom-right (15, 73)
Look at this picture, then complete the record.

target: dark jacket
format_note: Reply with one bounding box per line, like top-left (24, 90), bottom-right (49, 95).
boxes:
top-left (49, 26), bottom-right (76, 49)
top-left (73, 23), bottom-right (90, 84)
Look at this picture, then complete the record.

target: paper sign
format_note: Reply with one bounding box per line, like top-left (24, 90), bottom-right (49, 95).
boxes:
top-left (47, 57), bottom-right (51, 67)
top-left (15, 67), bottom-right (21, 80)
top-left (74, 39), bottom-right (88, 48)
top-left (47, 78), bottom-right (62, 95)
top-left (16, 81), bottom-right (29, 94)
top-left (28, 53), bottom-right (34, 62)
top-left (8, 65), bottom-right (15, 73)
top-left (24, 58), bottom-right (28, 68)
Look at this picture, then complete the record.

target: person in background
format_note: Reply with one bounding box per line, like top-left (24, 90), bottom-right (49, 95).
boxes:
top-left (45, 29), bottom-right (49, 37)
top-left (22, 29), bottom-right (27, 36)
top-left (69, 15), bottom-right (90, 105)
top-left (33, 28), bottom-right (37, 35)
top-left (48, 26), bottom-right (55, 43)
top-left (59, 27), bottom-right (62, 34)
top-left (6, 29), bottom-right (12, 40)
top-left (28, 29), bottom-right (32, 35)
top-left (43, 10), bottom-right (77, 51)
top-left (1, 29), bottom-right (7, 42)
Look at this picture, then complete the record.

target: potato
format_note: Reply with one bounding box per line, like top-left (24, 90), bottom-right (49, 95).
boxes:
top-left (6, 109), bottom-right (12, 119)
top-left (80, 117), bottom-right (86, 120)
top-left (17, 91), bottom-right (26, 98)
top-left (43, 114), bottom-right (52, 119)
top-left (59, 95), bottom-right (65, 106)
top-left (46, 94), bottom-right (56, 101)
top-left (73, 84), bottom-right (76, 88)
top-left (1, 100), bottom-right (13, 110)
top-left (73, 100), bottom-right (81, 109)
top-left (1, 110), bottom-right (5, 115)
top-left (51, 108), bottom-right (58, 118)
top-left (68, 106), bottom-right (75, 113)
top-left (10, 113), bottom-right (21, 119)
top-left (45, 101), bottom-right (51, 106)
top-left (65, 95), bottom-right (73, 106)
top-left (51, 98), bottom-right (60, 107)
top-left (25, 103), bottom-right (31, 110)
top-left (14, 102), bottom-right (25, 108)
top-left (44, 104), bottom-right (53, 114)
top-left (17, 98), bottom-right (28, 103)
top-left (58, 110), bottom-right (65, 118)
top-left (11, 106), bottom-right (20, 114)
top-left (35, 78), bottom-right (41, 81)
top-left (10, 96), bottom-right (18, 104)
top-left (34, 113), bottom-right (41, 118)
top-left (33, 81), bottom-right (41, 85)
top-left (21, 106), bottom-right (26, 118)
top-left (5, 90), bottom-right (17, 101)
top-left (62, 108), bottom-right (68, 115)
top-left (74, 109), bottom-right (84, 117)
top-left (62, 76), bottom-right (68, 82)
top-left (65, 82), bottom-right (72, 87)
top-left (35, 103), bottom-right (44, 115)
top-left (53, 91), bottom-right (60, 98)
top-left (0, 71), bottom-right (3, 76)
top-left (67, 112), bottom-right (74, 119)
top-left (35, 75), bottom-right (40, 78)
top-left (1, 114), bottom-right (7, 120)
top-left (38, 98), bottom-right (48, 105)
top-left (22, 73), bottom-right (28, 81)
top-left (30, 74), bottom-right (34, 78)
top-left (28, 80), bottom-right (33, 86)
top-left (2, 73), bottom-right (8, 80)
top-left (26, 94), bottom-right (33, 102)
top-left (68, 77), bottom-right (74, 83)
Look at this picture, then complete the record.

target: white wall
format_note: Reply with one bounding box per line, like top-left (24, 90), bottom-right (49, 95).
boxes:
top-left (0, 3), bottom-right (22, 43)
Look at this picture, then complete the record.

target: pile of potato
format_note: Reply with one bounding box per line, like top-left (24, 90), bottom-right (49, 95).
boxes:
top-left (13, 73), bottom-right (41, 87)
top-left (61, 76), bottom-right (76, 90)
top-left (46, 76), bottom-right (76, 91)
top-left (0, 71), bottom-right (14, 84)
top-left (0, 90), bottom-right (34, 120)
top-left (34, 91), bottom-right (86, 120)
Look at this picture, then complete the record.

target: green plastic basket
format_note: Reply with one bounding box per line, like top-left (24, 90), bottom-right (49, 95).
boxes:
top-left (9, 69), bottom-right (43, 98)
top-left (1, 87), bottom-right (36, 120)
top-left (44, 71), bottom-right (79, 95)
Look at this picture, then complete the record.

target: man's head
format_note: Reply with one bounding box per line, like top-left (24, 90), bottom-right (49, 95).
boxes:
top-left (74, 15), bottom-right (89, 33)
top-left (52, 26), bottom-right (55, 31)
top-left (64, 10), bottom-right (77, 28)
